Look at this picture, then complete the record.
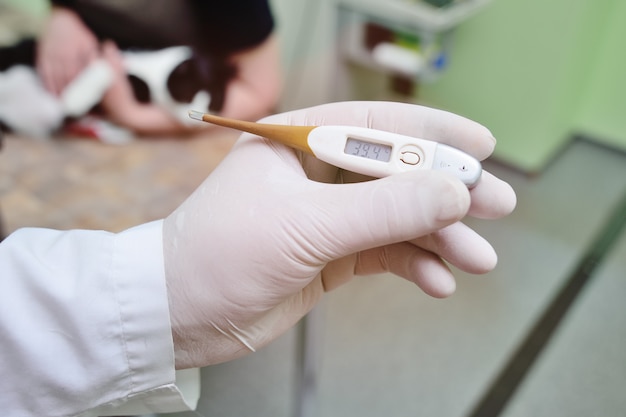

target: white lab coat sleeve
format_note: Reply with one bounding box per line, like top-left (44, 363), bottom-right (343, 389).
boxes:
top-left (0, 220), bottom-right (200, 417)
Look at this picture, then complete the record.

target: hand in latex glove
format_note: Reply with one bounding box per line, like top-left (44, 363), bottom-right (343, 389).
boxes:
top-left (36, 7), bottom-right (99, 95)
top-left (163, 101), bottom-right (516, 368)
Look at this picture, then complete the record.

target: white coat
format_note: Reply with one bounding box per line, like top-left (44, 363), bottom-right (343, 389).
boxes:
top-left (0, 220), bottom-right (199, 416)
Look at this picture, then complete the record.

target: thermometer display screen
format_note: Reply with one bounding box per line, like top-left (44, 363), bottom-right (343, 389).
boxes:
top-left (344, 138), bottom-right (392, 162)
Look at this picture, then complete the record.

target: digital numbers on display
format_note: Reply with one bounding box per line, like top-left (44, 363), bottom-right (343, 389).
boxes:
top-left (344, 138), bottom-right (392, 162)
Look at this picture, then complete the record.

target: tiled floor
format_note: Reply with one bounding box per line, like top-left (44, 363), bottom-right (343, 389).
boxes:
top-left (502, 223), bottom-right (626, 416)
top-left (168, 138), bottom-right (626, 417)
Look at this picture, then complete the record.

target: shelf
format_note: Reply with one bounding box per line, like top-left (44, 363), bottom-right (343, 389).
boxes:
top-left (336, 0), bottom-right (491, 81)
top-left (336, 0), bottom-right (492, 32)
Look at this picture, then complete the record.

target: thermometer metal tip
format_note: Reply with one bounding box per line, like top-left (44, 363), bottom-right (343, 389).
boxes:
top-left (188, 110), bottom-right (204, 121)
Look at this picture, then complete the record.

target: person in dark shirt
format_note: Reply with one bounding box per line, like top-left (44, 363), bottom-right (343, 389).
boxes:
top-left (1, 1), bottom-right (281, 136)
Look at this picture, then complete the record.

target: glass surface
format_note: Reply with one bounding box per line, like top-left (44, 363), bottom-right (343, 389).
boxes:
top-left (344, 138), bottom-right (392, 162)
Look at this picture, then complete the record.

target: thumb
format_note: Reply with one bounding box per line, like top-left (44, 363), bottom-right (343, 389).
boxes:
top-left (303, 171), bottom-right (470, 263)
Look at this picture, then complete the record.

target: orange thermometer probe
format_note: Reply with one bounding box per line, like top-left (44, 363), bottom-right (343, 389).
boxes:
top-left (188, 110), bottom-right (482, 187)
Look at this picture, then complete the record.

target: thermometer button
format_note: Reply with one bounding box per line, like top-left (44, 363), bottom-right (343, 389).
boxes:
top-left (400, 150), bottom-right (421, 165)
top-left (399, 145), bottom-right (424, 168)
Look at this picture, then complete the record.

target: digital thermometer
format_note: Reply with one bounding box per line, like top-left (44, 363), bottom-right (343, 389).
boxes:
top-left (189, 110), bottom-right (482, 187)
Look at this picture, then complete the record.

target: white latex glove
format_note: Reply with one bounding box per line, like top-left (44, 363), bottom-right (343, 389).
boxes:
top-left (163, 101), bottom-right (516, 368)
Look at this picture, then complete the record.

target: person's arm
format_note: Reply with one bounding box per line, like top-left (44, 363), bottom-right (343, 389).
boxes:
top-left (97, 41), bottom-right (192, 136)
top-left (98, 35), bottom-right (281, 136)
top-left (36, 5), bottom-right (100, 96)
top-left (192, 0), bottom-right (281, 122)
top-left (0, 222), bottom-right (199, 416)
top-left (219, 33), bottom-right (282, 121)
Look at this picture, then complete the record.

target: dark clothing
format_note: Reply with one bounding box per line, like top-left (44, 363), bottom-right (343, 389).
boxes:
top-left (0, 39), bottom-right (36, 72)
top-left (48, 0), bottom-right (275, 111)
top-left (0, 1), bottom-right (274, 112)
top-left (50, 0), bottom-right (274, 57)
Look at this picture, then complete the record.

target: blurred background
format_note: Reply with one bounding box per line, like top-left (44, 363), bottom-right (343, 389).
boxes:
top-left (1, 0), bottom-right (625, 416)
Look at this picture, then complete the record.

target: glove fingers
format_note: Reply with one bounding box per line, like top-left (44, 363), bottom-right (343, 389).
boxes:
top-left (411, 222), bottom-right (498, 274)
top-left (303, 170), bottom-right (470, 265)
top-left (469, 170), bottom-right (517, 219)
top-left (356, 242), bottom-right (456, 298)
top-left (321, 221), bottom-right (497, 297)
top-left (340, 169), bottom-right (517, 221)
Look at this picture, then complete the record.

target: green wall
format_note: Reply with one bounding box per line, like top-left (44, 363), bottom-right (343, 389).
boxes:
top-left (418, 0), bottom-right (624, 172)
top-left (3, 0), bottom-right (49, 17)
top-left (574, 0), bottom-right (626, 151)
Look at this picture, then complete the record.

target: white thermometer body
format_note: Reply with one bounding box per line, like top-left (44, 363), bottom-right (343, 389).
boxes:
top-left (308, 126), bottom-right (482, 187)
top-left (188, 111), bottom-right (483, 187)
